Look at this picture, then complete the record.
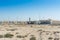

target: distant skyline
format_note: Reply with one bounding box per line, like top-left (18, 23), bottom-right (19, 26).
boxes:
top-left (0, 0), bottom-right (60, 21)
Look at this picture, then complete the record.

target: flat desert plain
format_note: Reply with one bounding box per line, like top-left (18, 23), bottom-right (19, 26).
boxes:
top-left (0, 24), bottom-right (60, 40)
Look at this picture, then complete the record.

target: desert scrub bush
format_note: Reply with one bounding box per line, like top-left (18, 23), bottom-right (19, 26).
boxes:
top-left (0, 35), bottom-right (3, 38)
top-left (17, 35), bottom-right (24, 38)
top-left (4, 33), bottom-right (14, 38)
top-left (30, 37), bottom-right (36, 40)
top-left (30, 35), bottom-right (36, 40)
top-left (6, 28), bottom-right (17, 31)
top-left (10, 29), bottom-right (17, 31)
top-left (16, 32), bottom-right (19, 34)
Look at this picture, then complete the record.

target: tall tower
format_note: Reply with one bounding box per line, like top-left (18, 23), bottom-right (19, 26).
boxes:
top-left (48, 19), bottom-right (52, 24)
top-left (29, 17), bottom-right (31, 22)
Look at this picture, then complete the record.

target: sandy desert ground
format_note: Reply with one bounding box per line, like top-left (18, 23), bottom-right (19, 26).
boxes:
top-left (0, 24), bottom-right (60, 40)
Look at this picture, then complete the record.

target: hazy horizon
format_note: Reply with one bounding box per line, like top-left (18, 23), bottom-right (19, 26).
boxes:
top-left (0, 0), bottom-right (60, 21)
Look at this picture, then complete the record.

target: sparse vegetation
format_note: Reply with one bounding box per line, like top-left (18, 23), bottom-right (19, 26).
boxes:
top-left (30, 36), bottom-right (36, 40)
top-left (16, 32), bottom-right (19, 34)
top-left (0, 35), bottom-right (3, 38)
top-left (0, 24), bottom-right (59, 40)
top-left (48, 37), bottom-right (53, 39)
top-left (4, 33), bottom-right (14, 38)
top-left (6, 28), bottom-right (17, 31)
top-left (10, 29), bottom-right (17, 31)
top-left (17, 35), bottom-right (24, 38)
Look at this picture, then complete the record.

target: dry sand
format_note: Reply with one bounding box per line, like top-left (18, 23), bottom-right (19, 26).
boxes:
top-left (0, 25), bottom-right (60, 40)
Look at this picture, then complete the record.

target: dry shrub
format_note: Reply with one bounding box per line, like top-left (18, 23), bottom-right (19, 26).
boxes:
top-left (4, 33), bottom-right (14, 38)
top-left (17, 35), bottom-right (24, 38)
top-left (30, 35), bottom-right (36, 40)
top-left (0, 35), bottom-right (3, 38)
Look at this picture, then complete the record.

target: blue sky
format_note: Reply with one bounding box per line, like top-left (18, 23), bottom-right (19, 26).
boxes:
top-left (0, 0), bottom-right (60, 21)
